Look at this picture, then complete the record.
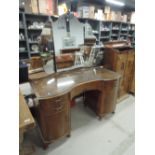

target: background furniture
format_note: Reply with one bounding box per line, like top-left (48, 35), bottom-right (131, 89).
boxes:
top-left (19, 90), bottom-right (35, 154)
top-left (103, 41), bottom-right (135, 99)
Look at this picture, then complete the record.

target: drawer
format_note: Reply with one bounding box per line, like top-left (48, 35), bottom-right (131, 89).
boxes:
top-left (39, 95), bottom-right (69, 115)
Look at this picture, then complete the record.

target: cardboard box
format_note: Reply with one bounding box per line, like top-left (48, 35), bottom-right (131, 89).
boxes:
top-left (111, 11), bottom-right (116, 21)
top-left (130, 12), bottom-right (135, 23)
top-left (38, 0), bottom-right (47, 14)
top-left (95, 9), bottom-right (103, 20)
top-left (89, 6), bottom-right (95, 18)
top-left (78, 6), bottom-right (95, 18)
top-left (104, 6), bottom-right (110, 14)
top-left (115, 12), bottom-right (122, 21)
top-left (38, 0), bottom-right (55, 15)
top-left (105, 13), bottom-right (111, 20)
top-left (82, 6), bottom-right (90, 18)
top-left (122, 15), bottom-right (127, 22)
top-left (25, 0), bottom-right (39, 14)
top-left (31, 0), bottom-right (39, 13)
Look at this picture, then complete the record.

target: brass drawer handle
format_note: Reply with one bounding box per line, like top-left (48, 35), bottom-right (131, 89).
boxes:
top-left (54, 101), bottom-right (64, 107)
top-left (55, 99), bottom-right (62, 102)
top-left (56, 106), bottom-right (63, 110)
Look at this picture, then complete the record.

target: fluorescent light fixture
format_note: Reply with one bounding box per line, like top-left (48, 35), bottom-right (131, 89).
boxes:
top-left (105, 0), bottom-right (125, 6)
top-left (57, 80), bottom-right (74, 87)
top-left (47, 78), bottom-right (55, 85)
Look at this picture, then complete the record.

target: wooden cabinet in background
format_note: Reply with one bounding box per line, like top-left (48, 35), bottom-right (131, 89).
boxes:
top-left (104, 41), bottom-right (135, 99)
top-left (129, 68), bottom-right (135, 94)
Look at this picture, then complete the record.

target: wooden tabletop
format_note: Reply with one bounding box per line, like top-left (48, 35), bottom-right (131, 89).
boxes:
top-left (19, 90), bottom-right (35, 131)
top-left (30, 67), bottom-right (121, 99)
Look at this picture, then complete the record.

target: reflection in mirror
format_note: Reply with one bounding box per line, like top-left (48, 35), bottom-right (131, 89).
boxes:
top-left (43, 59), bottom-right (54, 74)
top-left (52, 12), bottom-right (104, 73)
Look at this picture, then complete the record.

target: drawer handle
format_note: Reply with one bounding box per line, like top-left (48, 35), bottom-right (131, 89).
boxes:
top-left (55, 99), bottom-right (62, 102)
top-left (54, 102), bottom-right (64, 107)
top-left (55, 105), bottom-right (63, 112)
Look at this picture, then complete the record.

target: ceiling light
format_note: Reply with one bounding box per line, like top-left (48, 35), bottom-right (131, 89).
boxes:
top-left (105, 0), bottom-right (125, 6)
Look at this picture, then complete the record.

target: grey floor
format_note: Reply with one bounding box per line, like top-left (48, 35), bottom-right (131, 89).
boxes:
top-left (24, 95), bottom-right (135, 155)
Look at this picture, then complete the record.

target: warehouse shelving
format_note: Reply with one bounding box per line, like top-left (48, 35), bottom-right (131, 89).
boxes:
top-left (19, 10), bottom-right (135, 60)
top-left (77, 18), bottom-right (135, 47)
top-left (19, 10), bottom-right (58, 60)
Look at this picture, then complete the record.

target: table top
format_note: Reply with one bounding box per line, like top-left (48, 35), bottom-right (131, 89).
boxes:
top-left (30, 67), bottom-right (121, 99)
top-left (19, 90), bottom-right (35, 131)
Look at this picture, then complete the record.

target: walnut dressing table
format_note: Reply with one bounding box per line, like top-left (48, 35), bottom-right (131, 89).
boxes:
top-left (29, 67), bottom-right (121, 148)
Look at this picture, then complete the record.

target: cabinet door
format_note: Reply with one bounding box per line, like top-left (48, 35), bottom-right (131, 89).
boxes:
top-left (45, 110), bottom-right (70, 141)
top-left (115, 53), bottom-right (128, 76)
top-left (115, 53), bottom-right (127, 93)
top-left (38, 95), bottom-right (70, 142)
top-left (114, 53), bottom-right (128, 98)
top-left (124, 52), bottom-right (135, 92)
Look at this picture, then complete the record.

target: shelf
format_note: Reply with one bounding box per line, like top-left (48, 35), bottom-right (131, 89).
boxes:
top-left (19, 27), bottom-right (25, 30)
top-left (128, 35), bottom-right (134, 37)
top-left (121, 29), bottom-right (128, 31)
top-left (29, 41), bottom-right (39, 44)
top-left (111, 35), bottom-right (118, 37)
top-left (100, 36), bottom-right (110, 39)
top-left (19, 51), bottom-right (28, 53)
top-left (112, 28), bottom-right (119, 30)
top-left (25, 13), bottom-right (49, 18)
top-left (30, 51), bottom-right (40, 54)
top-left (120, 34), bottom-right (128, 36)
top-left (27, 28), bottom-right (43, 31)
top-left (129, 29), bottom-right (135, 31)
top-left (100, 29), bottom-right (110, 32)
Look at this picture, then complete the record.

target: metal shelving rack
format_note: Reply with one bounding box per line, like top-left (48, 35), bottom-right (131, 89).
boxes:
top-left (78, 18), bottom-right (100, 41)
top-left (25, 13), bottom-right (49, 57)
top-left (19, 9), bottom-right (58, 60)
top-left (19, 9), bottom-right (30, 60)
top-left (77, 18), bottom-right (135, 47)
top-left (100, 21), bottom-right (112, 42)
top-left (19, 10), bottom-right (135, 60)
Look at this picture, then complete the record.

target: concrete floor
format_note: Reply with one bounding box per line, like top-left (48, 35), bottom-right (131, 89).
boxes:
top-left (24, 95), bottom-right (135, 155)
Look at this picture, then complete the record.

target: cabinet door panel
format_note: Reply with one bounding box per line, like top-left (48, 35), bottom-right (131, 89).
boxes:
top-left (45, 111), bottom-right (70, 141)
top-left (125, 52), bottom-right (135, 76)
top-left (115, 53), bottom-right (127, 76)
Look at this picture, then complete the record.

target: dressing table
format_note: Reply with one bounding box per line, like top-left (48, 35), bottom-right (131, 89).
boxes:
top-left (29, 67), bottom-right (120, 148)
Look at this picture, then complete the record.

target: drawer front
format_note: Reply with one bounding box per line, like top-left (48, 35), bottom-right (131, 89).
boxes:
top-left (39, 95), bottom-right (69, 116)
